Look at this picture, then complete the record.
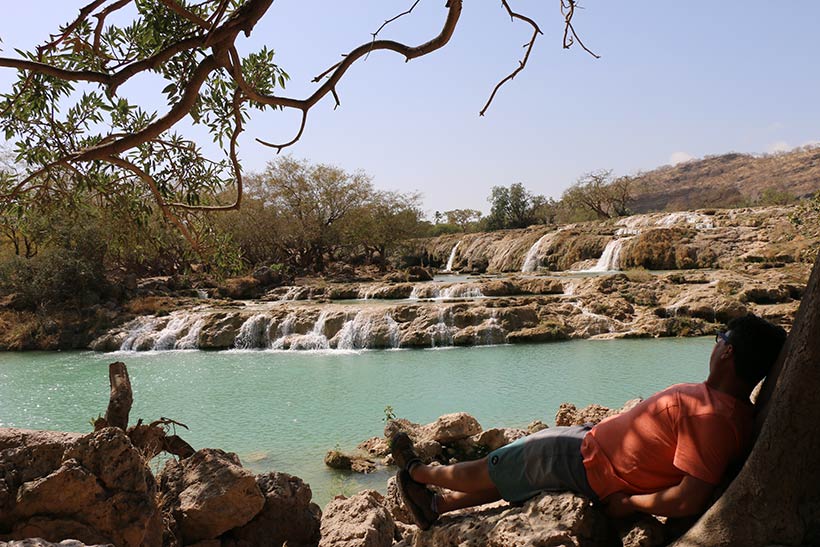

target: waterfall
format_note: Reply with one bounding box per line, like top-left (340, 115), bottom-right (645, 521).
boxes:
top-left (336, 311), bottom-right (374, 350)
top-left (521, 233), bottom-right (552, 273)
top-left (385, 314), bottom-right (401, 348)
top-left (444, 241), bottom-right (461, 272)
top-left (430, 308), bottom-right (454, 348)
top-left (591, 238), bottom-right (631, 272)
top-left (408, 286), bottom-right (420, 300)
top-left (439, 284), bottom-right (484, 299)
top-left (120, 312), bottom-right (202, 351)
top-left (176, 318), bottom-right (205, 349)
top-left (479, 310), bottom-right (503, 346)
top-left (285, 311), bottom-right (330, 350)
top-left (235, 314), bottom-right (270, 349)
top-left (269, 313), bottom-right (297, 349)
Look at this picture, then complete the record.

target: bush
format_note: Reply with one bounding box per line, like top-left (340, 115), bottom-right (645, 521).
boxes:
top-left (0, 247), bottom-right (109, 309)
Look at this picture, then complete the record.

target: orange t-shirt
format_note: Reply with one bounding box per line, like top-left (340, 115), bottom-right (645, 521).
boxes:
top-left (581, 383), bottom-right (753, 500)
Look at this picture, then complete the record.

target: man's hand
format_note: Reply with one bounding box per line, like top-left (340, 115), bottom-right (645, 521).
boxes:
top-left (604, 492), bottom-right (636, 518)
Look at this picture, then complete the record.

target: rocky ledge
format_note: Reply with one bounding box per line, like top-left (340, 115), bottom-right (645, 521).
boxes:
top-left (89, 265), bottom-right (806, 352)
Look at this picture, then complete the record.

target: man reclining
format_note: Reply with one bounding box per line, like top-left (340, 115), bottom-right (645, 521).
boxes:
top-left (392, 314), bottom-right (787, 529)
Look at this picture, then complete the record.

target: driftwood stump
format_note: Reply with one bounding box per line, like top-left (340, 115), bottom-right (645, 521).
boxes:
top-left (94, 361), bottom-right (194, 459)
top-left (104, 361), bottom-right (133, 430)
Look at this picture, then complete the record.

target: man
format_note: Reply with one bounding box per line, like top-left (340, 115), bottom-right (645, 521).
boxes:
top-left (392, 314), bottom-right (787, 530)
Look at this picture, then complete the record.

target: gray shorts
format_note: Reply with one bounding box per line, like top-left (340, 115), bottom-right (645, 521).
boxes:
top-left (487, 425), bottom-right (599, 503)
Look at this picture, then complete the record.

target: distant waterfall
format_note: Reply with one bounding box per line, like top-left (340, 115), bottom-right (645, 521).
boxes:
top-left (521, 233), bottom-right (552, 273)
top-left (591, 238), bottom-right (632, 272)
top-left (408, 283), bottom-right (484, 300)
top-left (444, 241), bottom-right (461, 272)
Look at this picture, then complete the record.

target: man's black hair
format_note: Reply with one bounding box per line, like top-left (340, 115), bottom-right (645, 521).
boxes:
top-left (726, 314), bottom-right (788, 387)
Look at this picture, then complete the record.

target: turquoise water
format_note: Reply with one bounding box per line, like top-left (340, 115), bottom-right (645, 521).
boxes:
top-left (0, 338), bottom-right (712, 506)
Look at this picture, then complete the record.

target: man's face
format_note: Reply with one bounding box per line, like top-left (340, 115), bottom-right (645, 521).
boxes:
top-left (710, 330), bottom-right (733, 375)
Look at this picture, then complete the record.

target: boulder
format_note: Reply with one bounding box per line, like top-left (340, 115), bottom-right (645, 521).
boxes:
top-left (158, 449), bottom-right (264, 544)
top-left (420, 413), bottom-right (482, 444)
top-left (197, 313), bottom-right (245, 349)
top-left (318, 490), bottom-right (396, 547)
top-left (223, 471), bottom-right (321, 547)
top-left (0, 428), bottom-right (159, 547)
top-left (471, 427), bottom-right (527, 452)
top-left (218, 277), bottom-right (263, 300)
top-left (555, 399), bottom-right (643, 427)
top-left (395, 492), bottom-right (611, 547)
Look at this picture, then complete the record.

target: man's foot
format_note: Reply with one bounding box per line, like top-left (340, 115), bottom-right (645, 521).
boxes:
top-left (390, 431), bottom-right (421, 473)
top-left (397, 470), bottom-right (439, 530)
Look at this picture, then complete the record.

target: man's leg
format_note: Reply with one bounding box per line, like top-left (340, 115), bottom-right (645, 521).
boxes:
top-left (438, 488), bottom-right (502, 513)
top-left (410, 457), bottom-right (497, 493)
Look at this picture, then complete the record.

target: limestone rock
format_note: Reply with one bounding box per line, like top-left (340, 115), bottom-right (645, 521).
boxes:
top-left (555, 399), bottom-right (643, 427)
top-left (0, 428), bottom-right (159, 547)
top-left (471, 427), bottom-right (526, 452)
top-left (356, 437), bottom-right (390, 457)
top-left (224, 471), bottom-right (321, 547)
top-left (318, 490), bottom-right (395, 547)
top-left (420, 413), bottom-right (482, 444)
top-left (395, 492), bottom-right (610, 547)
top-left (158, 449), bottom-right (264, 544)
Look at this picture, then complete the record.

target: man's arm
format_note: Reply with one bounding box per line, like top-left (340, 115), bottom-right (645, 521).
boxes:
top-left (605, 474), bottom-right (715, 518)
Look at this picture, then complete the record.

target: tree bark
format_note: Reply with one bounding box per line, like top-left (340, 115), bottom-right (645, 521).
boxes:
top-left (672, 250), bottom-right (820, 546)
top-left (103, 361), bottom-right (133, 431)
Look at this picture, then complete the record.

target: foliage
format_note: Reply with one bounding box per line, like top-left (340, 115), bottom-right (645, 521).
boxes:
top-left (383, 405), bottom-right (397, 423)
top-left (484, 182), bottom-right (548, 230)
top-left (215, 157), bottom-right (426, 272)
top-left (436, 209), bottom-right (482, 232)
top-left (559, 169), bottom-right (634, 221)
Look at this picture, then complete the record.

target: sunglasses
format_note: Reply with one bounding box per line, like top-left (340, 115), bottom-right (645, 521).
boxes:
top-left (715, 332), bottom-right (730, 344)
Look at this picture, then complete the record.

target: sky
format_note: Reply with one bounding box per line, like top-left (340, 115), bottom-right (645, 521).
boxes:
top-left (1, 1), bottom-right (819, 218)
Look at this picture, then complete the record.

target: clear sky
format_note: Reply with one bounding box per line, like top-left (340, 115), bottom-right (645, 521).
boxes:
top-left (2, 1), bottom-right (819, 217)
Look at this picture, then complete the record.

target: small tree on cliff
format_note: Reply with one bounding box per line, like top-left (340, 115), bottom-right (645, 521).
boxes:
top-left (1, 2), bottom-right (819, 545)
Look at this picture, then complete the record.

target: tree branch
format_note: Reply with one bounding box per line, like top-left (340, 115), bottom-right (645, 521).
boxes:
top-left (480, 0), bottom-right (543, 116)
top-left (561, 0), bottom-right (600, 59)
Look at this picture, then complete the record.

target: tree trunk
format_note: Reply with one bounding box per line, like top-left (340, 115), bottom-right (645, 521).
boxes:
top-left (103, 361), bottom-right (133, 430)
top-left (672, 250), bottom-right (820, 546)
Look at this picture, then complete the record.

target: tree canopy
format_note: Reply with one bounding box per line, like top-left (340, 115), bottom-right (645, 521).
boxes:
top-left (0, 0), bottom-right (594, 251)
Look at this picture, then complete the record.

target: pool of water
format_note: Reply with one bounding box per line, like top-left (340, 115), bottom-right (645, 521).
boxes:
top-left (0, 337), bottom-right (712, 506)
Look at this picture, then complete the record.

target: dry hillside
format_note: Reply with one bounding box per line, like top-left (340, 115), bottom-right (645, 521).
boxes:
top-left (628, 146), bottom-right (820, 212)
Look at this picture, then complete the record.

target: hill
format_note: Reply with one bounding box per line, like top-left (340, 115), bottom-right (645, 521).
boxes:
top-left (627, 146), bottom-right (820, 212)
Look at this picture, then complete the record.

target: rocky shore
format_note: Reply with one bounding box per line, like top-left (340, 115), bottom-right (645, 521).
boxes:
top-left (1, 393), bottom-right (684, 547)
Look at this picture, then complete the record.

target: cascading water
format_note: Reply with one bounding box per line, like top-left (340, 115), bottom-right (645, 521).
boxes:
top-left (430, 308), bottom-right (455, 348)
top-left (120, 312), bottom-right (202, 351)
top-left (444, 241), bottom-right (461, 272)
top-left (286, 311), bottom-right (330, 350)
top-left (591, 237), bottom-right (632, 272)
top-left (336, 311), bottom-right (374, 350)
top-left (235, 314), bottom-right (270, 349)
top-left (385, 314), bottom-right (401, 348)
top-left (175, 318), bottom-right (205, 349)
top-left (521, 232), bottom-right (554, 273)
top-left (269, 313), bottom-right (297, 349)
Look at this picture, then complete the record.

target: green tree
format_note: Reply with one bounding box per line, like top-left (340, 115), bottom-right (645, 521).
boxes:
top-left (485, 182), bottom-right (546, 230)
top-left (444, 209), bottom-right (482, 232)
top-left (255, 156), bottom-right (372, 272)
